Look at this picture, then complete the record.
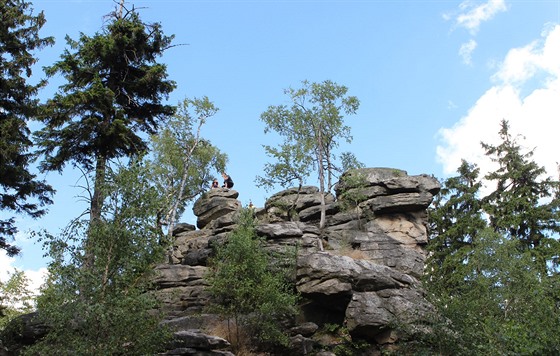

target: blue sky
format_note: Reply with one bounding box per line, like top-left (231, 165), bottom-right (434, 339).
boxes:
top-left (3, 0), bottom-right (560, 291)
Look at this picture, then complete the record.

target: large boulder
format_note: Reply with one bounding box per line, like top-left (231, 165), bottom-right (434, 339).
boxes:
top-left (345, 288), bottom-right (434, 340)
top-left (192, 189), bottom-right (241, 229)
top-left (296, 253), bottom-right (416, 296)
top-left (256, 221), bottom-right (304, 239)
top-left (296, 252), bottom-right (432, 343)
top-left (171, 229), bottom-right (214, 265)
top-left (162, 330), bottom-right (233, 355)
top-left (335, 167), bottom-right (440, 197)
top-left (153, 264), bottom-right (210, 316)
top-left (327, 168), bottom-right (440, 276)
top-left (0, 312), bottom-right (49, 354)
top-left (263, 186), bottom-right (335, 222)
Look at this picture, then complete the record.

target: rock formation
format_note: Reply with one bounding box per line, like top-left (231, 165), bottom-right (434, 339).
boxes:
top-left (154, 167), bottom-right (440, 355)
top-left (1, 168), bottom-right (440, 355)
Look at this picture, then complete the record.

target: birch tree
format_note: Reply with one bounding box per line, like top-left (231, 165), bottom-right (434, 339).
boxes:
top-left (260, 80), bottom-right (360, 242)
top-left (149, 96), bottom-right (227, 237)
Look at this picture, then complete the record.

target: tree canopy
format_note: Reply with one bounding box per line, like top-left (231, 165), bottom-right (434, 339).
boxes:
top-left (23, 160), bottom-right (172, 355)
top-left (259, 80), bottom-right (360, 234)
top-left (147, 96), bottom-right (227, 237)
top-left (0, 0), bottom-right (54, 256)
top-left (425, 119), bottom-right (560, 354)
top-left (34, 6), bottom-right (176, 224)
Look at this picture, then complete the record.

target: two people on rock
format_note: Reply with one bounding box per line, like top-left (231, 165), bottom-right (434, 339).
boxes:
top-left (211, 173), bottom-right (234, 189)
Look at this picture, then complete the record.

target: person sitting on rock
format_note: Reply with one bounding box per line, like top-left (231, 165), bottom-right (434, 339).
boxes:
top-left (222, 172), bottom-right (234, 189)
top-left (211, 179), bottom-right (219, 189)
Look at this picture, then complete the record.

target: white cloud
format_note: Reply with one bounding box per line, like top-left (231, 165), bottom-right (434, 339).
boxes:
top-left (0, 253), bottom-right (16, 282)
top-left (24, 267), bottom-right (49, 296)
top-left (455, 0), bottom-right (508, 35)
top-left (444, 1), bottom-right (507, 65)
top-left (493, 25), bottom-right (560, 85)
top-left (459, 39), bottom-right (478, 65)
top-left (437, 24), bottom-right (560, 185)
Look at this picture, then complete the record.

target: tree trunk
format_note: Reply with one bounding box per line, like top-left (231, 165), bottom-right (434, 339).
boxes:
top-left (85, 155), bottom-right (107, 269)
top-left (317, 145), bottom-right (325, 252)
top-left (90, 155), bottom-right (106, 223)
top-left (166, 118), bottom-right (204, 238)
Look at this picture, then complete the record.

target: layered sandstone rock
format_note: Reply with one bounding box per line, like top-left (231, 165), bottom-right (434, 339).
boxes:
top-left (152, 167), bottom-right (440, 354)
top-left (4, 168), bottom-right (439, 355)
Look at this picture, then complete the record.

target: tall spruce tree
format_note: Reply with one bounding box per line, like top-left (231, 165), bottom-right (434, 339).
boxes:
top-left (0, 0), bottom-right (54, 256)
top-left (427, 159), bottom-right (487, 293)
top-left (482, 119), bottom-right (560, 273)
top-left (35, 6), bottom-right (176, 266)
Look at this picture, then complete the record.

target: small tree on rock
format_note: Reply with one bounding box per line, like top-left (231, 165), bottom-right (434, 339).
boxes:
top-left (148, 96), bottom-right (227, 237)
top-left (260, 80), bottom-right (360, 248)
top-left (206, 208), bottom-right (298, 352)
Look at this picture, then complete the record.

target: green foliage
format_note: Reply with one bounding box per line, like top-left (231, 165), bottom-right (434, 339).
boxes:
top-left (427, 159), bottom-right (488, 295)
top-left (260, 80), bottom-right (361, 233)
top-left (146, 96), bottom-right (227, 235)
top-left (427, 229), bottom-right (560, 355)
top-left (24, 161), bottom-right (172, 355)
top-left (0, 269), bottom-right (35, 330)
top-left (206, 208), bottom-right (299, 351)
top-left (482, 119), bottom-right (560, 272)
top-left (34, 6), bottom-right (176, 225)
top-left (260, 80), bottom-right (360, 192)
top-left (0, 0), bottom-right (54, 256)
top-left (27, 285), bottom-right (168, 355)
top-left (339, 151), bottom-right (365, 173)
top-left (426, 120), bottom-right (560, 354)
top-left (337, 170), bottom-right (369, 207)
top-left (337, 170), bottom-right (370, 229)
top-left (36, 7), bottom-right (176, 172)
top-left (255, 142), bottom-right (311, 192)
top-left (318, 323), bottom-right (369, 356)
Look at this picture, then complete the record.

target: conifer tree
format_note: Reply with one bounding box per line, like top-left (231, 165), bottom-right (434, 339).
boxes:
top-left (482, 119), bottom-right (560, 273)
top-left (35, 6), bottom-right (175, 220)
top-left (425, 120), bottom-right (560, 354)
top-left (35, 5), bottom-right (176, 267)
top-left (0, 0), bottom-right (54, 256)
top-left (427, 159), bottom-right (487, 293)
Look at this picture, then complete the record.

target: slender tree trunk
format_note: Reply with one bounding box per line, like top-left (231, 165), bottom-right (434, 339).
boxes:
top-left (117, 0), bottom-right (125, 18)
top-left (91, 155), bottom-right (106, 223)
top-left (167, 165), bottom-right (189, 237)
top-left (317, 139), bottom-right (325, 252)
top-left (166, 118), bottom-right (204, 238)
top-left (85, 155), bottom-right (107, 269)
top-left (325, 145), bottom-right (333, 191)
top-left (289, 180), bottom-right (304, 220)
